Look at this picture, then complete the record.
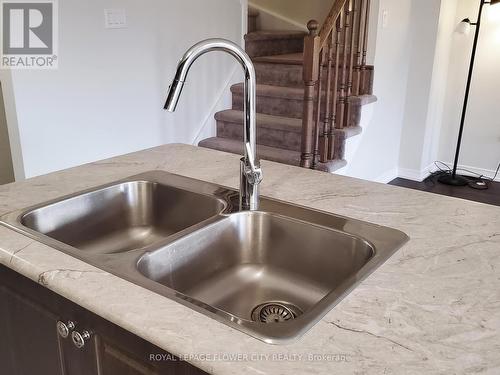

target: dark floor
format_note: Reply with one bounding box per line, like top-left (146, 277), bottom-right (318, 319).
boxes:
top-left (389, 174), bottom-right (500, 207)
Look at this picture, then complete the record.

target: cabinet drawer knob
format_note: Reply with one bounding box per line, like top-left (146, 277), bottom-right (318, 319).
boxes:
top-left (56, 321), bottom-right (75, 338)
top-left (71, 330), bottom-right (91, 349)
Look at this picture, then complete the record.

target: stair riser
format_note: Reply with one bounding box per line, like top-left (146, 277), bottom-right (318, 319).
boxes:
top-left (256, 63), bottom-right (358, 87)
top-left (233, 92), bottom-right (362, 126)
top-left (246, 37), bottom-right (304, 58)
top-left (361, 67), bottom-right (374, 95)
top-left (255, 62), bottom-right (374, 94)
top-left (217, 120), bottom-right (301, 151)
top-left (248, 15), bottom-right (258, 33)
top-left (333, 130), bottom-right (347, 160)
top-left (332, 103), bottom-right (362, 130)
top-left (217, 118), bottom-right (355, 155)
top-left (198, 138), bottom-right (302, 166)
top-left (317, 131), bottom-right (351, 160)
top-left (233, 92), bottom-right (304, 118)
top-left (255, 62), bottom-right (303, 87)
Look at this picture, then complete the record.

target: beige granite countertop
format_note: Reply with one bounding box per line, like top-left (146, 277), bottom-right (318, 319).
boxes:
top-left (0, 144), bottom-right (499, 375)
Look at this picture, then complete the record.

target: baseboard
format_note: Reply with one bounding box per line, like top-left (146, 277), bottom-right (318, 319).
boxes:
top-left (397, 162), bottom-right (500, 183)
top-left (398, 164), bottom-right (433, 182)
top-left (374, 167), bottom-right (399, 184)
top-left (430, 162), bottom-right (500, 182)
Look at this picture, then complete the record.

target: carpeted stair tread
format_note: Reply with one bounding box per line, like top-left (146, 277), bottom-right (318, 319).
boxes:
top-left (245, 30), bottom-right (307, 42)
top-left (199, 137), bottom-right (348, 172)
top-left (349, 94), bottom-right (378, 106)
top-left (231, 83), bottom-right (304, 100)
top-left (231, 83), bottom-right (377, 103)
top-left (253, 53), bottom-right (376, 67)
top-left (253, 53), bottom-right (304, 65)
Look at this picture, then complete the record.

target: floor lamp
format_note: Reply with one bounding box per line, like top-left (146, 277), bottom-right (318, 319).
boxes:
top-left (439, 0), bottom-right (500, 186)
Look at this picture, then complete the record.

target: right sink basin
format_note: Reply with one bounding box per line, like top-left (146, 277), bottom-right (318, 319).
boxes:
top-left (138, 211), bottom-right (375, 342)
top-left (137, 200), bottom-right (409, 344)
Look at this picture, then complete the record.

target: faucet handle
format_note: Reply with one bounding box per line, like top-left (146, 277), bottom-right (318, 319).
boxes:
top-left (243, 143), bottom-right (262, 184)
top-left (240, 157), bottom-right (262, 211)
top-left (244, 163), bottom-right (263, 185)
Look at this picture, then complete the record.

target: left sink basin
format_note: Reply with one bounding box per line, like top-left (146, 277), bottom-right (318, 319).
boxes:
top-left (12, 172), bottom-right (227, 255)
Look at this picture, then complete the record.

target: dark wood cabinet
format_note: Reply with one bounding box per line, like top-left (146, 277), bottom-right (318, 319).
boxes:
top-left (0, 266), bottom-right (206, 375)
top-left (0, 284), bottom-right (65, 374)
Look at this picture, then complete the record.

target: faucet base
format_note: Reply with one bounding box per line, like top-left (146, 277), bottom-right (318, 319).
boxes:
top-left (240, 157), bottom-right (262, 211)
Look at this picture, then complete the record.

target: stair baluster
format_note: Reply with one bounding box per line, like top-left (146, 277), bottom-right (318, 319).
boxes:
top-left (328, 18), bottom-right (342, 161)
top-left (314, 47), bottom-right (327, 167)
top-left (361, 0), bottom-right (371, 94)
top-left (319, 31), bottom-right (335, 163)
top-left (300, 21), bottom-right (321, 169)
top-left (345, 0), bottom-right (358, 129)
top-left (354, 0), bottom-right (366, 95)
top-left (336, 2), bottom-right (350, 131)
top-left (347, 0), bottom-right (357, 99)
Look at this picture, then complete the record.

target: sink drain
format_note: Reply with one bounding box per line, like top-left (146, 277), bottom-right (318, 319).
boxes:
top-left (251, 302), bottom-right (302, 323)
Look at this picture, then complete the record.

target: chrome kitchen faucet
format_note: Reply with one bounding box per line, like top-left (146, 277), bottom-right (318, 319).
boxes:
top-left (164, 39), bottom-right (262, 211)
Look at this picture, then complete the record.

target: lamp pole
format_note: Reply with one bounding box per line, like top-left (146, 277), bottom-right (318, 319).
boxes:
top-left (439, 0), bottom-right (489, 186)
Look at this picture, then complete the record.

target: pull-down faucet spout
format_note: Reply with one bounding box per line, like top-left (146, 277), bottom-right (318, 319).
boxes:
top-left (164, 39), bottom-right (262, 211)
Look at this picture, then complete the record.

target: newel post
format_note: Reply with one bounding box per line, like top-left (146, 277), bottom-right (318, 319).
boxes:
top-left (300, 20), bottom-right (321, 169)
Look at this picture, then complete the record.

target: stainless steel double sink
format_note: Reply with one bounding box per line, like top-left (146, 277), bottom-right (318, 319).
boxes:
top-left (0, 171), bottom-right (409, 344)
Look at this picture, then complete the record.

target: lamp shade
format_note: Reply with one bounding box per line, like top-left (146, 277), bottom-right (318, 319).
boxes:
top-left (457, 19), bottom-right (472, 35)
top-left (491, 0), bottom-right (500, 5)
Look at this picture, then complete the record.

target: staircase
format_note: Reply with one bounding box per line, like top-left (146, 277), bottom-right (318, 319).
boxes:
top-left (200, 0), bottom-right (376, 173)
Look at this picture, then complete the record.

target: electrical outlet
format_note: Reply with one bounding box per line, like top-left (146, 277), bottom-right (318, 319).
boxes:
top-left (104, 9), bottom-right (127, 29)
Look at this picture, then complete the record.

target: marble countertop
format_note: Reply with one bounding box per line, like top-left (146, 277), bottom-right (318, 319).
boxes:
top-left (0, 144), bottom-right (499, 374)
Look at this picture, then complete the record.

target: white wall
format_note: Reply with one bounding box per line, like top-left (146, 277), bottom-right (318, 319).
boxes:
top-left (391, 0), bottom-right (500, 182)
top-left (437, 0), bottom-right (500, 179)
top-left (1, 0), bottom-right (243, 179)
top-left (418, 0), bottom-right (459, 176)
top-left (393, 0), bottom-right (500, 182)
top-left (339, 0), bottom-right (414, 182)
top-left (0, 72), bottom-right (24, 180)
top-left (0, 83), bottom-right (15, 184)
top-left (397, 0), bottom-right (455, 181)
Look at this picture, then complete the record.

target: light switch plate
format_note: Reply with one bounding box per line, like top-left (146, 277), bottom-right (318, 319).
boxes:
top-left (104, 9), bottom-right (127, 29)
top-left (382, 10), bottom-right (389, 28)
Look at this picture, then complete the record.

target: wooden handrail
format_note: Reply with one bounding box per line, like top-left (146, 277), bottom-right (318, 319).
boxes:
top-left (319, 0), bottom-right (349, 49)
